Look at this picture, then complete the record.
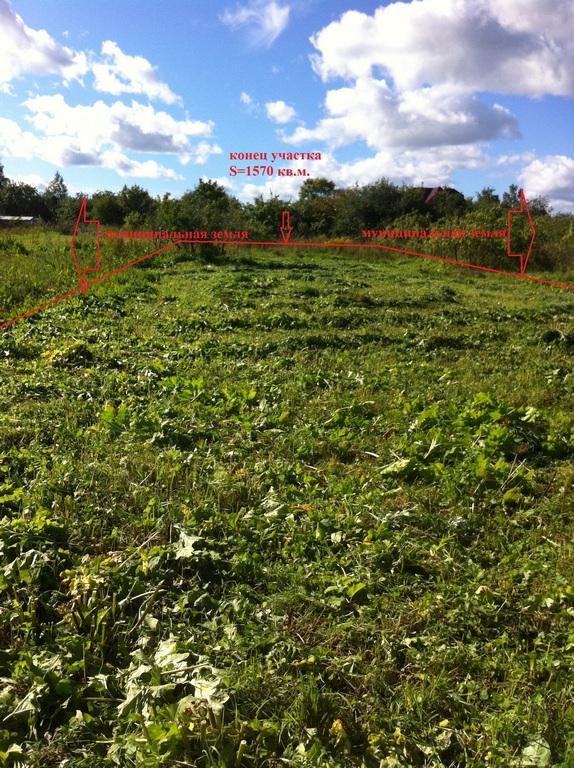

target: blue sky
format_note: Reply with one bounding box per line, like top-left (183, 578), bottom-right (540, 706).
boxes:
top-left (0, 0), bottom-right (573, 211)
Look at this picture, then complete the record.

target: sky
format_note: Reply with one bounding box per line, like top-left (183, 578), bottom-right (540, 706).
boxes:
top-left (0, 0), bottom-right (573, 211)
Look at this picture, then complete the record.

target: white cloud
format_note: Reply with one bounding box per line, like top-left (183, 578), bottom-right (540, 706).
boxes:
top-left (0, 3), bottom-right (217, 182)
top-left (518, 155), bottom-right (574, 212)
top-left (99, 151), bottom-right (183, 180)
top-left (10, 172), bottom-right (46, 189)
top-left (283, 0), bottom-right (557, 156)
top-left (496, 152), bottom-right (537, 166)
top-left (0, 117), bottom-right (42, 160)
top-left (285, 78), bottom-right (519, 152)
top-left (221, 1), bottom-right (290, 48)
top-left (275, 0), bottom-right (574, 191)
top-left (240, 91), bottom-right (260, 114)
top-left (200, 175), bottom-right (236, 193)
top-left (487, 0), bottom-right (574, 41)
top-left (265, 100), bottom-right (296, 123)
top-left (309, 0), bottom-right (574, 97)
top-left (0, 3), bottom-right (179, 103)
top-left (215, 1), bottom-right (574, 212)
top-left (24, 94), bottom-right (216, 150)
top-left (92, 40), bottom-right (180, 104)
top-left (236, 178), bottom-right (299, 202)
top-left (232, 141), bottom-right (492, 202)
top-left (0, 0), bottom-right (87, 89)
top-left (0, 95), bottom-right (222, 178)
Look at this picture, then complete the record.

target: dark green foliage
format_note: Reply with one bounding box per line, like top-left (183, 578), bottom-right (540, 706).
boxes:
top-left (0, 179), bottom-right (43, 217)
top-left (1, 167), bottom-right (571, 271)
top-left (42, 172), bottom-right (68, 218)
top-left (243, 193), bottom-right (287, 240)
top-left (118, 184), bottom-right (155, 225)
top-left (475, 186), bottom-right (501, 208)
top-left (90, 191), bottom-right (125, 227)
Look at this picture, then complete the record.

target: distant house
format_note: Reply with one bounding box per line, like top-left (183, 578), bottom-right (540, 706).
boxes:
top-left (0, 199), bottom-right (53, 225)
top-left (0, 215), bottom-right (37, 226)
top-left (421, 186), bottom-right (463, 203)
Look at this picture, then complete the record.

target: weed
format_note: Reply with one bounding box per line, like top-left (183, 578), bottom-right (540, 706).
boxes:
top-left (1, 241), bottom-right (574, 765)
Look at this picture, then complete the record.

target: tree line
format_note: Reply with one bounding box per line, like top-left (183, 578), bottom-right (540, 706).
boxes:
top-left (0, 163), bottom-right (572, 270)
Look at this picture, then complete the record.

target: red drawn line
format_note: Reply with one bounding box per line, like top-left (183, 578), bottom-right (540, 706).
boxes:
top-left (0, 242), bottom-right (175, 329)
top-left (2, 236), bottom-right (573, 331)
top-left (280, 211), bottom-right (292, 243)
top-left (87, 238), bottom-right (574, 291)
top-left (507, 188), bottom-right (536, 276)
top-left (71, 197), bottom-right (101, 292)
top-left (0, 286), bottom-right (85, 329)
top-left (83, 243), bottom-right (179, 288)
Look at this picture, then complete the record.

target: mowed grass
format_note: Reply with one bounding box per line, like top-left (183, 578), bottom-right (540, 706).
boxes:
top-left (1, 237), bottom-right (574, 767)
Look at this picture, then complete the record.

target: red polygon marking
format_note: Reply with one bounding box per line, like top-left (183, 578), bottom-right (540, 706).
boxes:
top-left (507, 188), bottom-right (536, 276)
top-left (0, 197), bottom-right (566, 331)
top-left (70, 196), bottom-right (101, 292)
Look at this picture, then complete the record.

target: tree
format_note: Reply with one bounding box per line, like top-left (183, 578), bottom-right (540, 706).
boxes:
top-left (335, 178), bottom-right (402, 234)
top-left (118, 184), bottom-right (155, 225)
top-left (298, 177), bottom-right (336, 202)
top-left (56, 193), bottom-right (87, 227)
top-left (0, 161), bottom-right (6, 189)
top-left (502, 184), bottom-right (521, 209)
top-left (397, 185), bottom-right (428, 217)
top-left (163, 180), bottom-right (245, 260)
top-left (0, 180), bottom-right (43, 216)
top-left (90, 191), bottom-right (124, 226)
top-left (43, 171), bottom-right (68, 217)
top-left (292, 178), bottom-right (342, 238)
top-left (475, 187), bottom-right (500, 208)
top-left (177, 180), bottom-right (242, 233)
top-left (245, 194), bottom-right (290, 239)
top-left (527, 195), bottom-right (552, 216)
top-left (155, 192), bottom-right (179, 232)
top-left (429, 188), bottom-right (468, 220)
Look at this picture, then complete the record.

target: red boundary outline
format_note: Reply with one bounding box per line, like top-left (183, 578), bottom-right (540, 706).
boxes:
top-left (507, 188), bottom-right (536, 276)
top-left (71, 197), bottom-right (101, 292)
top-left (0, 192), bottom-right (570, 331)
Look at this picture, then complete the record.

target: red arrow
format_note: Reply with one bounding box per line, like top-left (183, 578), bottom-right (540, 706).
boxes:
top-left (280, 210), bottom-right (292, 244)
top-left (70, 196), bottom-right (101, 293)
top-left (507, 189), bottom-right (536, 276)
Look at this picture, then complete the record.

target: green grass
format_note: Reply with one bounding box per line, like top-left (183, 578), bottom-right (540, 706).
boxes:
top-left (1, 234), bottom-right (574, 766)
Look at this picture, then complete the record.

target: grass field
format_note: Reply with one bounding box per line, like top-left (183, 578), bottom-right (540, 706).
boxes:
top-left (1, 235), bottom-right (574, 766)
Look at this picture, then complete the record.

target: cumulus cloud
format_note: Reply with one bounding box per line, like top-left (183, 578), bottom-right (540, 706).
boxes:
top-left (0, 117), bottom-right (43, 160)
top-left (221, 0), bottom-right (290, 48)
top-left (287, 79), bottom-right (520, 151)
top-left (518, 155), bottom-right (574, 212)
top-left (309, 0), bottom-right (574, 96)
top-left (0, 2), bottom-right (180, 104)
top-left (265, 100), bottom-right (296, 123)
top-left (0, 96), bottom-right (222, 178)
top-left (24, 94), bottom-right (217, 158)
top-left (99, 151), bottom-right (183, 180)
top-left (0, 116), bottom-right (183, 179)
top-left (92, 40), bottom-right (180, 104)
top-left (9, 173), bottom-right (46, 189)
top-left (0, 3), bottom-right (220, 181)
top-left (285, 0), bottom-right (573, 162)
top-left (0, 0), bottom-right (87, 89)
top-left (486, 0), bottom-right (574, 44)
